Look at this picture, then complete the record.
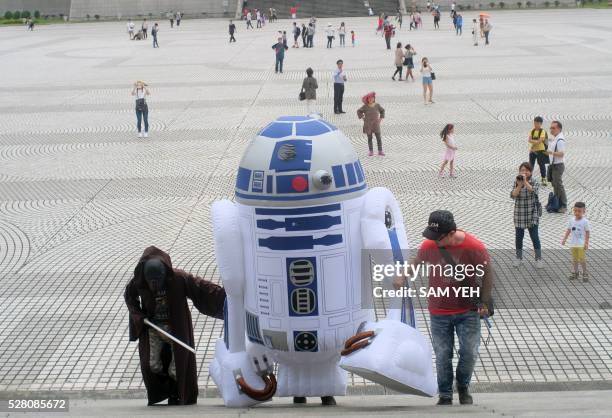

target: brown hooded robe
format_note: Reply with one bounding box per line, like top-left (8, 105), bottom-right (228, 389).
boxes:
top-left (124, 246), bottom-right (226, 405)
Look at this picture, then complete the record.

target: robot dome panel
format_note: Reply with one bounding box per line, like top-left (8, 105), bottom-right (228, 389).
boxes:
top-left (235, 115), bottom-right (367, 207)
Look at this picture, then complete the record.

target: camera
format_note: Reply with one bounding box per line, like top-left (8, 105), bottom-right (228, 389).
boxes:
top-left (516, 175), bottom-right (523, 181)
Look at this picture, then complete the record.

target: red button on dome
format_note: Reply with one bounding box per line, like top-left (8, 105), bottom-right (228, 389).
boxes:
top-left (291, 176), bottom-right (308, 192)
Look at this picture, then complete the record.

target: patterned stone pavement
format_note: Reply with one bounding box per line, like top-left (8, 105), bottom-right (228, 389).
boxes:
top-left (0, 10), bottom-right (611, 395)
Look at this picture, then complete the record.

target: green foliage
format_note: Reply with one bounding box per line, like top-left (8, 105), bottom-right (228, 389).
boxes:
top-left (22, 10), bottom-right (31, 18)
top-left (544, 0), bottom-right (550, 6)
top-left (499, 1), bottom-right (505, 7)
top-left (489, 1), bottom-right (496, 6)
top-left (517, 1), bottom-right (522, 6)
top-left (34, 10), bottom-right (40, 18)
top-left (4, 11), bottom-right (13, 19)
top-left (94, 14), bottom-right (100, 20)
top-left (554, 0), bottom-right (560, 5)
top-left (526, 0), bottom-right (532, 6)
top-left (13, 10), bottom-right (21, 19)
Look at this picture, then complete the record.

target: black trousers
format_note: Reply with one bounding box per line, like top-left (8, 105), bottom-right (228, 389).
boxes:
top-left (529, 151), bottom-right (547, 179)
top-left (385, 35), bottom-right (391, 49)
top-left (230, 33), bottom-right (236, 42)
top-left (367, 133), bottom-right (383, 152)
top-left (333, 83), bottom-right (344, 112)
top-left (393, 66), bottom-right (403, 79)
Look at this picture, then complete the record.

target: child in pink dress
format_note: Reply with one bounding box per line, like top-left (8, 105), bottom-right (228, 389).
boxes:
top-left (438, 123), bottom-right (458, 177)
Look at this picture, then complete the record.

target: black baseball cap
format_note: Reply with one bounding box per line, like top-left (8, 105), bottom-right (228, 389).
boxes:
top-left (423, 210), bottom-right (457, 241)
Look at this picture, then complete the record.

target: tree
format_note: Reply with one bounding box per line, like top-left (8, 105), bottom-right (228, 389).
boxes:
top-left (544, 0), bottom-right (550, 6)
top-left (489, 1), bottom-right (496, 6)
top-left (526, 0), bottom-right (532, 6)
top-left (499, 1), bottom-right (505, 6)
top-left (554, 0), bottom-right (560, 5)
top-left (4, 11), bottom-right (13, 19)
top-left (13, 10), bottom-right (21, 19)
top-left (94, 14), bottom-right (100, 20)
top-left (34, 10), bottom-right (40, 18)
top-left (517, 1), bottom-right (522, 6)
top-left (22, 10), bottom-right (31, 18)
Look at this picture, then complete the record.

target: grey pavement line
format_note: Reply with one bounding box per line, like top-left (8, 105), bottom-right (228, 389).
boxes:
top-left (167, 82), bottom-right (264, 251)
top-left (18, 179), bottom-right (112, 265)
top-left (2, 381), bottom-right (612, 400)
top-left (2, 70), bottom-right (612, 93)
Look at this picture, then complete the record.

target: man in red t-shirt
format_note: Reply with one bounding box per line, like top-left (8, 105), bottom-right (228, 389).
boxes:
top-left (290, 6), bottom-right (297, 19)
top-left (395, 210), bottom-right (493, 406)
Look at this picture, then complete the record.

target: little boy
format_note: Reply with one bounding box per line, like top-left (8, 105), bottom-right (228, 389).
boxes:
top-left (561, 202), bottom-right (590, 282)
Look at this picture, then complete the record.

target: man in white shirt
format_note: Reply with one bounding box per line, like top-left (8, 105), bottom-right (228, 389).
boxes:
top-left (332, 59), bottom-right (347, 114)
top-left (546, 120), bottom-right (567, 212)
top-left (127, 20), bottom-right (135, 39)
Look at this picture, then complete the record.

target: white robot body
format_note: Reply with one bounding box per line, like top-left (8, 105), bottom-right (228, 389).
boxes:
top-left (210, 116), bottom-right (436, 406)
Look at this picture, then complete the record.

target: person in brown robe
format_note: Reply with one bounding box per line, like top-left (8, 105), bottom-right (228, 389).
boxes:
top-left (357, 91), bottom-right (386, 156)
top-left (125, 246), bottom-right (226, 405)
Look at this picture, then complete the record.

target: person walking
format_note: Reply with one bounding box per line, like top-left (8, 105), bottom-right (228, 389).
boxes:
top-left (438, 124), bottom-right (457, 177)
top-left (176, 11), bottom-right (181, 27)
top-left (403, 44), bottom-right (417, 81)
top-left (301, 67), bottom-right (318, 113)
top-left (326, 24), bottom-right (335, 48)
top-left (127, 19), bottom-right (135, 39)
top-left (301, 23), bottom-right (307, 46)
top-left (562, 202), bottom-right (591, 282)
top-left (306, 23), bottom-right (314, 48)
top-left (132, 81), bottom-right (150, 138)
top-left (456, 14), bottom-right (463, 35)
top-left (229, 20), bottom-right (237, 42)
top-left (168, 11), bottom-right (174, 28)
top-left (351, 30), bottom-right (356, 47)
top-left (272, 37), bottom-right (288, 73)
top-left (357, 92), bottom-right (386, 156)
top-left (246, 11), bottom-right (253, 29)
top-left (292, 22), bottom-right (300, 47)
top-left (394, 210), bottom-right (493, 406)
top-left (383, 19), bottom-right (394, 50)
top-left (152, 23), bottom-right (159, 48)
top-left (472, 18), bottom-right (478, 46)
top-left (142, 19), bottom-right (148, 39)
top-left (392, 42), bottom-right (405, 81)
top-left (511, 162), bottom-right (544, 268)
top-left (290, 5), bottom-right (297, 20)
top-left (396, 9), bottom-right (403, 29)
top-left (333, 60), bottom-right (347, 114)
top-left (421, 57), bottom-right (434, 105)
top-left (376, 14), bottom-right (384, 35)
top-left (256, 9), bottom-right (262, 28)
top-left (545, 120), bottom-right (567, 213)
top-left (528, 116), bottom-right (549, 186)
top-left (483, 19), bottom-right (492, 45)
top-left (338, 22), bottom-right (346, 47)
top-left (433, 9), bottom-right (441, 29)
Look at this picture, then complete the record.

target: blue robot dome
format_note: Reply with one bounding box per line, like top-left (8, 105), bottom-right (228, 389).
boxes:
top-left (235, 115), bottom-right (367, 207)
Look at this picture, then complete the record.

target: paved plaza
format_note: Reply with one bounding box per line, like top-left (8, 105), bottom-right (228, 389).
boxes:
top-left (0, 8), bottom-right (611, 406)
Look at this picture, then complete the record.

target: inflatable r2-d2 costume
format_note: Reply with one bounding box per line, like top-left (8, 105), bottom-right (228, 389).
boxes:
top-left (209, 115), bottom-right (436, 406)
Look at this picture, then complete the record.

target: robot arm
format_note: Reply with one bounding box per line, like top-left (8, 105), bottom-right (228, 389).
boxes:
top-left (359, 187), bottom-right (413, 324)
top-left (209, 200), bottom-right (276, 407)
top-left (211, 199), bottom-right (246, 352)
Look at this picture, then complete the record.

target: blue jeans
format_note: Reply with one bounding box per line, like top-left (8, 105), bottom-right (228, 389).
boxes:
top-left (275, 57), bottom-right (284, 73)
top-left (430, 311), bottom-right (481, 398)
top-left (515, 225), bottom-right (542, 260)
top-left (136, 107), bottom-right (149, 133)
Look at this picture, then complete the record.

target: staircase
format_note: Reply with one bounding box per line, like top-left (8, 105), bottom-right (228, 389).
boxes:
top-left (240, 0), bottom-right (401, 19)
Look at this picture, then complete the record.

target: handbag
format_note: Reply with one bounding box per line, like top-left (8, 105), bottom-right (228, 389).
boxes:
top-left (546, 192), bottom-right (560, 213)
top-left (430, 72), bottom-right (436, 80)
top-left (437, 244), bottom-right (494, 317)
top-left (298, 91), bottom-right (306, 101)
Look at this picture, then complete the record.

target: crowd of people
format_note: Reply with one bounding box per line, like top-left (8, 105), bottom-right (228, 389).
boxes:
top-left (118, 5), bottom-right (594, 410)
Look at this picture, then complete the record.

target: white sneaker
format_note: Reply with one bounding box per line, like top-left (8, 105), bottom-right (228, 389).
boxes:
top-left (513, 258), bottom-right (522, 268)
top-left (144, 132), bottom-right (148, 138)
top-left (535, 259), bottom-right (545, 269)
top-left (138, 132), bottom-right (143, 138)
